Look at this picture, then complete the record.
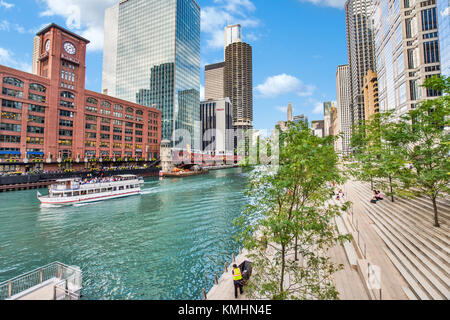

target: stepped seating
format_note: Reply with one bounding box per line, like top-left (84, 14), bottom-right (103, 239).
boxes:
top-left (349, 181), bottom-right (450, 300)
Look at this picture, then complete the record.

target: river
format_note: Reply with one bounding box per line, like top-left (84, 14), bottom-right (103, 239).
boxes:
top-left (0, 167), bottom-right (249, 299)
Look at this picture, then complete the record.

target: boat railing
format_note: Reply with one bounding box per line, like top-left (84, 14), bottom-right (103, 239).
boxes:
top-left (0, 262), bottom-right (81, 300)
top-left (50, 179), bottom-right (140, 192)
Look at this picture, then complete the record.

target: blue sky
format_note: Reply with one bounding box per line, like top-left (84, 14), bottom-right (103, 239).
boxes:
top-left (0, 0), bottom-right (348, 131)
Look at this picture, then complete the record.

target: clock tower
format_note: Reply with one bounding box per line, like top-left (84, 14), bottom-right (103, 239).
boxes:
top-left (36, 24), bottom-right (90, 162)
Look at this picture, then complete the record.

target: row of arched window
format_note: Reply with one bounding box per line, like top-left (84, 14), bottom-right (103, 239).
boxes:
top-left (3, 77), bottom-right (46, 93)
top-left (85, 96), bottom-right (144, 115)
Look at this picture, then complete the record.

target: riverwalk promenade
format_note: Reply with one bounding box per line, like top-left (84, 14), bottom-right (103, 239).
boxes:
top-left (207, 180), bottom-right (449, 300)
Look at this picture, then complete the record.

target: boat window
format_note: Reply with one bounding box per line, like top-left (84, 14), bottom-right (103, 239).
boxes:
top-left (64, 192), bottom-right (72, 197)
top-left (113, 187), bottom-right (117, 191)
top-left (88, 190), bottom-right (94, 194)
top-left (54, 192), bottom-right (62, 198)
top-left (73, 191), bottom-right (80, 196)
top-left (119, 186), bottom-right (124, 190)
top-left (95, 189), bottom-right (100, 193)
top-left (108, 187), bottom-right (113, 191)
top-left (101, 188), bottom-right (107, 193)
top-left (81, 190), bottom-right (87, 195)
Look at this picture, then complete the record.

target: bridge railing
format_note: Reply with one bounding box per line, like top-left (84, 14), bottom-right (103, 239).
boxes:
top-left (0, 262), bottom-right (81, 300)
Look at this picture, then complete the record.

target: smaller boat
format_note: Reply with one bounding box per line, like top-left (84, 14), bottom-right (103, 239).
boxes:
top-left (37, 175), bottom-right (144, 205)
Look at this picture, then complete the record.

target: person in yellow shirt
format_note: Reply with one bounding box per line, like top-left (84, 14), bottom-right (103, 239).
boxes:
top-left (232, 264), bottom-right (244, 298)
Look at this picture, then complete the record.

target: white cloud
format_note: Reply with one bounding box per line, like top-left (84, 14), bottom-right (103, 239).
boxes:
top-left (0, 47), bottom-right (32, 73)
top-left (299, 0), bottom-right (346, 9)
top-left (38, 0), bottom-right (116, 52)
top-left (202, 0), bottom-right (260, 49)
top-left (441, 7), bottom-right (450, 17)
top-left (276, 106), bottom-right (288, 113)
top-left (214, 0), bottom-right (256, 13)
top-left (0, 20), bottom-right (10, 31)
top-left (256, 74), bottom-right (315, 98)
top-left (0, 1), bottom-right (14, 9)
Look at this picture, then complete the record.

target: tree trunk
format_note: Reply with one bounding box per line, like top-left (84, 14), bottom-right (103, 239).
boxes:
top-left (370, 177), bottom-right (373, 190)
top-left (294, 236), bottom-right (298, 261)
top-left (280, 244), bottom-right (286, 295)
top-left (389, 176), bottom-right (394, 202)
top-left (432, 197), bottom-right (440, 228)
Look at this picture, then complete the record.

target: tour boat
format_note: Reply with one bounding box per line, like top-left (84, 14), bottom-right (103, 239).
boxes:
top-left (37, 175), bottom-right (144, 205)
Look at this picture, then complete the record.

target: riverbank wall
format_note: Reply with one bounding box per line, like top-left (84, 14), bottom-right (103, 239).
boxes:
top-left (0, 167), bottom-right (160, 192)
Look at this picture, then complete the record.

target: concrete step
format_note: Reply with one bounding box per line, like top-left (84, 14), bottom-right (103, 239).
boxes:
top-left (360, 197), bottom-right (450, 272)
top-left (403, 286), bottom-right (418, 300)
top-left (352, 182), bottom-right (450, 239)
top-left (397, 197), bottom-right (450, 223)
top-left (354, 181), bottom-right (450, 226)
top-left (381, 244), bottom-right (430, 300)
top-left (355, 185), bottom-right (450, 252)
top-left (360, 201), bottom-right (450, 298)
top-left (353, 186), bottom-right (450, 266)
top-left (367, 210), bottom-right (448, 299)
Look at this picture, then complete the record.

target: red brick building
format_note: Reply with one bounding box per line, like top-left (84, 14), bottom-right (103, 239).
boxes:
top-left (0, 24), bottom-right (161, 173)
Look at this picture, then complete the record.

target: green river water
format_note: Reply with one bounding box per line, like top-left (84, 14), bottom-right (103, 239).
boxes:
top-left (0, 167), bottom-right (249, 299)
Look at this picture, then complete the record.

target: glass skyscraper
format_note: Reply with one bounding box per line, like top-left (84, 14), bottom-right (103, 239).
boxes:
top-left (103, 0), bottom-right (200, 148)
top-left (373, 0), bottom-right (442, 119)
top-left (437, 0), bottom-right (449, 76)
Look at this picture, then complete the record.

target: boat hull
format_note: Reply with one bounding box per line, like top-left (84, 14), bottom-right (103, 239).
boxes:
top-left (38, 189), bottom-right (141, 205)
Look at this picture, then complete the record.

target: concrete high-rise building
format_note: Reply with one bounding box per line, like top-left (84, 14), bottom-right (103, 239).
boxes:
top-left (362, 69), bottom-right (379, 121)
top-left (311, 120), bottom-right (324, 137)
top-left (224, 41), bottom-right (253, 130)
top-left (101, 3), bottom-right (119, 97)
top-left (293, 114), bottom-right (308, 127)
top-left (437, 0), bottom-right (450, 76)
top-left (287, 102), bottom-right (293, 122)
top-left (200, 98), bottom-right (233, 156)
top-left (345, 0), bottom-right (376, 125)
top-left (224, 24), bottom-right (242, 57)
top-left (323, 102), bottom-right (332, 136)
top-left (32, 36), bottom-right (40, 75)
top-left (102, 0), bottom-right (201, 148)
top-left (336, 65), bottom-right (352, 154)
top-left (204, 62), bottom-right (225, 101)
top-left (374, 0), bottom-right (442, 119)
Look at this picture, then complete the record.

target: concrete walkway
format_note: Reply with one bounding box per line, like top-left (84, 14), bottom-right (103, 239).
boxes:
top-left (207, 181), bottom-right (412, 300)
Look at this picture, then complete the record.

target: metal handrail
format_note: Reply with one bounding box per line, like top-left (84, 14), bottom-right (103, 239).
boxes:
top-left (0, 262), bottom-right (81, 300)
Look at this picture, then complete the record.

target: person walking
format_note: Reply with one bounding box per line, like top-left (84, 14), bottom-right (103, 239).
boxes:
top-left (232, 264), bottom-right (244, 298)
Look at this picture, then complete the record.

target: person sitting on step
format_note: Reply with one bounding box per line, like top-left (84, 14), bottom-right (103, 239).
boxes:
top-left (375, 190), bottom-right (384, 201)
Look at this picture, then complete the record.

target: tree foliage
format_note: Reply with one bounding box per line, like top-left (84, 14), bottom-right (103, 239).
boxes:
top-left (349, 75), bottom-right (449, 226)
top-left (236, 121), bottom-right (351, 300)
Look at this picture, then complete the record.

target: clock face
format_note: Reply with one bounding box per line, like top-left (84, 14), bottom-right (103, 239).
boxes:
top-left (63, 42), bottom-right (76, 55)
top-left (45, 40), bottom-right (50, 52)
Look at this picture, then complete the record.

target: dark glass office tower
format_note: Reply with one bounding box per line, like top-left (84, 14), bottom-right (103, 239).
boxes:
top-left (103, 0), bottom-right (200, 148)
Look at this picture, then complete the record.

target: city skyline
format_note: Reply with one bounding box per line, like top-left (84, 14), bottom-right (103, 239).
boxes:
top-left (0, 0), bottom-right (348, 132)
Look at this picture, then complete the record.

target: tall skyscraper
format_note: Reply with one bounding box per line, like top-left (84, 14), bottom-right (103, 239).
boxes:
top-left (373, 0), bottom-right (442, 119)
top-left (336, 65), bottom-right (352, 154)
top-left (102, 3), bottom-right (119, 96)
top-left (224, 41), bottom-right (253, 130)
top-left (287, 102), bottom-right (293, 122)
top-left (345, 0), bottom-right (376, 125)
top-left (102, 0), bottom-right (201, 148)
top-left (224, 24), bottom-right (242, 57)
top-left (362, 69), bottom-right (379, 121)
top-left (32, 36), bottom-right (40, 75)
top-left (437, 0), bottom-right (449, 76)
top-left (323, 102), bottom-right (332, 136)
top-left (205, 62), bottom-right (225, 100)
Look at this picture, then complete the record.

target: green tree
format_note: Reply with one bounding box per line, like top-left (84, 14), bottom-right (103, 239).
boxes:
top-left (236, 121), bottom-right (351, 300)
top-left (393, 76), bottom-right (450, 227)
top-left (349, 121), bottom-right (379, 190)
